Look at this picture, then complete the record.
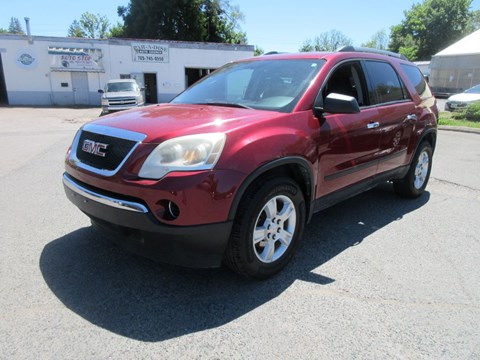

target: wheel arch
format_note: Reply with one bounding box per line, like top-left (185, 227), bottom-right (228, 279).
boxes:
top-left (228, 157), bottom-right (315, 223)
top-left (419, 128), bottom-right (437, 152)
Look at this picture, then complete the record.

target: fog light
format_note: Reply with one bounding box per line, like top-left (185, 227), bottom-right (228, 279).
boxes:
top-left (156, 200), bottom-right (181, 221)
top-left (167, 201), bottom-right (180, 220)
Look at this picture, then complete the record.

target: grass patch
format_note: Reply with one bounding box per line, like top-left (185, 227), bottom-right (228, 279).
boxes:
top-left (439, 102), bottom-right (480, 129)
top-left (438, 116), bottom-right (480, 128)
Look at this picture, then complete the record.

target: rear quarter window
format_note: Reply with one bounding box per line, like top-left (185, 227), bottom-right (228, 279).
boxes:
top-left (400, 64), bottom-right (433, 100)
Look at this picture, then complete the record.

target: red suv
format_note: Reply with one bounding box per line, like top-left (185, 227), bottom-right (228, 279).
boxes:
top-left (63, 48), bottom-right (438, 279)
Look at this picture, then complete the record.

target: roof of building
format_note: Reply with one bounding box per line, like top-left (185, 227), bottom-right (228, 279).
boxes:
top-left (435, 29), bottom-right (480, 56)
top-left (0, 34), bottom-right (254, 52)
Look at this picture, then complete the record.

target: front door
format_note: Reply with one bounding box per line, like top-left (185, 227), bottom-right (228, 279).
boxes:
top-left (317, 108), bottom-right (382, 197)
top-left (71, 72), bottom-right (89, 105)
top-left (316, 61), bottom-right (382, 197)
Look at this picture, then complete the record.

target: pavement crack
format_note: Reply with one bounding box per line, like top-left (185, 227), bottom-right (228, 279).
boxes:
top-left (430, 177), bottom-right (480, 193)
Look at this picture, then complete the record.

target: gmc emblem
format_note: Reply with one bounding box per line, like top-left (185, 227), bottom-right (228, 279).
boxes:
top-left (82, 139), bottom-right (108, 157)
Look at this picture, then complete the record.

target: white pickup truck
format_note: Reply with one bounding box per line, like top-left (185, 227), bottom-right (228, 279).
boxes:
top-left (98, 79), bottom-right (144, 114)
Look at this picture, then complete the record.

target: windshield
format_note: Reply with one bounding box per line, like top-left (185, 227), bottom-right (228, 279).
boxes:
top-left (106, 82), bottom-right (139, 92)
top-left (171, 59), bottom-right (325, 112)
top-left (465, 84), bottom-right (480, 94)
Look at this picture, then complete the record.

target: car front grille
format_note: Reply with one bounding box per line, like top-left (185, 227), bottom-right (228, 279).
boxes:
top-left (107, 97), bottom-right (137, 106)
top-left (448, 101), bottom-right (468, 108)
top-left (75, 130), bottom-right (138, 172)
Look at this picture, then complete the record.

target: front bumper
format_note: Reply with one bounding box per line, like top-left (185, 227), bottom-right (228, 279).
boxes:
top-left (445, 101), bottom-right (468, 111)
top-left (63, 173), bottom-right (232, 268)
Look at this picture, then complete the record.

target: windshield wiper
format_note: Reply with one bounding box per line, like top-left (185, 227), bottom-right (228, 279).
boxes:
top-left (196, 102), bottom-right (253, 109)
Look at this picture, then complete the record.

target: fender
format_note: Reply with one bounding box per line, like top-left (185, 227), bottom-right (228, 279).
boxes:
top-left (419, 127), bottom-right (437, 151)
top-left (227, 156), bottom-right (316, 222)
top-left (412, 126), bottom-right (437, 160)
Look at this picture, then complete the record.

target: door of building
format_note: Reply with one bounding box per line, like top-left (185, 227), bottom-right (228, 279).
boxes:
top-left (71, 72), bottom-right (89, 105)
top-left (144, 73), bottom-right (157, 103)
top-left (185, 68), bottom-right (216, 87)
top-left (0, 54), bottom-right (8, 105)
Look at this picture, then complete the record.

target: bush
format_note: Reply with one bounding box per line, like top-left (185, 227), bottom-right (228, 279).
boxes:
top-left (452, 101), bottom-right (480, 122)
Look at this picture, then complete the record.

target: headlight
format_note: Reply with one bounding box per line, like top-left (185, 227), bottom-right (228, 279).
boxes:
top-left (101, 97), bottom-right (108, 106)
top-left (139, 133), bottom-right (226, 179)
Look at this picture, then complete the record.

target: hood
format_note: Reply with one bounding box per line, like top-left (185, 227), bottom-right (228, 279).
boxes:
top-left (89, 104), bottom-right (283, 143)
top-left (448, 93), bottom-right (480, 102)
top-left (103, 90), bottom-right (141, 98)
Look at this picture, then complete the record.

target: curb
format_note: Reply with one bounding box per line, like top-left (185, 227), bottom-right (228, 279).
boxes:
top-left (438, 125), bottom-right (480, 135)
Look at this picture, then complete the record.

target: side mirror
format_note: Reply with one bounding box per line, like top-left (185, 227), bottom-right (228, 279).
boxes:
top-left (314, 93), bottom-right (360, 116)
top-left (98, 89), bottom-right (104, 94)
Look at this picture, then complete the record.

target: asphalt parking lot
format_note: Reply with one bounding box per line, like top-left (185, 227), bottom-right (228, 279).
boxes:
top-left (0, 106), bottom-right (479, 359)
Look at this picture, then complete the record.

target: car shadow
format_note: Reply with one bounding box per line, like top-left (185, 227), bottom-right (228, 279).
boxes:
top-left (40, 183), bottom-right (430, 342)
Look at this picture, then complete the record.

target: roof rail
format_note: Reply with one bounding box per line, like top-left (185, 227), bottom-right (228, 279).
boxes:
top-left (337, 46), bottom-right (408, 61)
top-left (264, 51), bottom-right (284, 55)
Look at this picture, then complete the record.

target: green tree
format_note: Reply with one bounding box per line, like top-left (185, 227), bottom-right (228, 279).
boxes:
top-left (361, 29), bottom-right (389, 50)
top-left (0, 28), bottom-right (8, 34)
top-left (107, 22), bottom-right (125, 38)
top-left (8, 17), bottom-right (25, 34)
top-left (389, 0), bottom-right (472, 60)
top-left (254, 46), bottom-right (264, 56)
top-left (67, 12), bottom-right (110, 38)
top-left (398, 34), bottom-right (419, 61)
top-left (118, 0), bottom-right (246, 44)
top-left (299, 30), bottom-right (352, 52)
top-left (466, 9), bottom-right (480, 32)
top-left (68, 20), bottom-right (84, 38)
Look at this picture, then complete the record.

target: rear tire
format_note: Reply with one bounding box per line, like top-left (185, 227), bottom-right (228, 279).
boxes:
top-left (223, 177), bottom-right (306, 279)
top-left (394, 141), bottom-right (433, 198)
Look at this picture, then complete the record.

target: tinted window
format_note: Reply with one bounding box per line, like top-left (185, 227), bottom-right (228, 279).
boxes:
top-left (364, 61), bottom-right (405, 104)
top-left (401, 64), bottom-right (432, 99)
top-left (323, 61), bottom-right (369, 106)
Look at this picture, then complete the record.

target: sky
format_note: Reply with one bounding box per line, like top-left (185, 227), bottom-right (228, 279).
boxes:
top-left (1, 0), bottom-right (480, 53)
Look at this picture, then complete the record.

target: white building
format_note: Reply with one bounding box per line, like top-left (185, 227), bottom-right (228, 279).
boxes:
top-left (0, 34), bottom-right (254, 106)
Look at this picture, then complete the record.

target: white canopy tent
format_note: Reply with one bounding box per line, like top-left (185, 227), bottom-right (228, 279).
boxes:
top-left (429, 29), bottom-right (480, 97)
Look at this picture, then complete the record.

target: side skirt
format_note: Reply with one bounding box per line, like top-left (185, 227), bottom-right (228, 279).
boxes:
top-left (309, 165), bottom-right (409, 218)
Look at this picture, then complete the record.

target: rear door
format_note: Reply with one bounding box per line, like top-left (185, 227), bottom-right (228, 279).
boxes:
top-left (362, 60), bottom-right (416, 174)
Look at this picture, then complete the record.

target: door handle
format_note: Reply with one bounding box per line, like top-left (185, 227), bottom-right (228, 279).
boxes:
top-left (407, 114), bottom-right (417, 121)
top-left (367, 122), bottom-right (380, 129)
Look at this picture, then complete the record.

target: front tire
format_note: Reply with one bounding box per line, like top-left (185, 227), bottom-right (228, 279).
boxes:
top-left (394, 141), bottom-right (433, 198)
top-left (224, 177), bottom-right (306, 279)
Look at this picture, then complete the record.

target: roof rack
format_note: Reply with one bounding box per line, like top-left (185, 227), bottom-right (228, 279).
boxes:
top-left (337, 46), bottom-right (408, 61)
top-left (264, 51), bottom-right (285, 55)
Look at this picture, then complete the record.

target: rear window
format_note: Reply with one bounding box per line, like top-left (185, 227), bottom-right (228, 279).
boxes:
top-left (400, 64), bottom-right (432, 99)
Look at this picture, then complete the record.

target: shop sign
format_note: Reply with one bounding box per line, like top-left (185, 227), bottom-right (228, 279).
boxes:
top-left (132, 43), bottom-right (169, 63)
top-left (16, 49), bottom-right (38, 69)
top-left (48, 47), bottom-right (104, 72)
